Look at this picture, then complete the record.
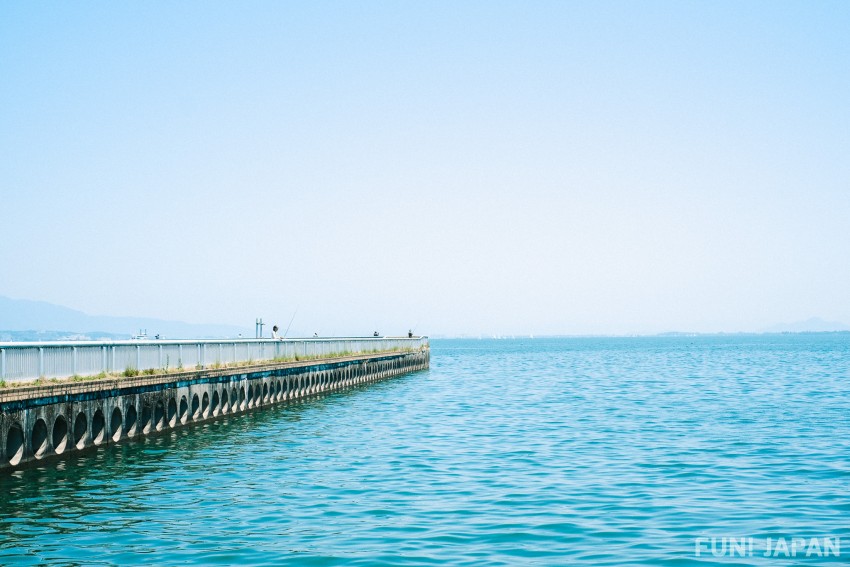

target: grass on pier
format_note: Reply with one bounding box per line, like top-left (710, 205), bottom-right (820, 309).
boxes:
top-left (0, 346), bottom-right (426, 390)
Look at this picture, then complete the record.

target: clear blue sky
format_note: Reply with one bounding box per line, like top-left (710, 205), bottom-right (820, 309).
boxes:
top-left (2, 1), bottom-right (849, 336)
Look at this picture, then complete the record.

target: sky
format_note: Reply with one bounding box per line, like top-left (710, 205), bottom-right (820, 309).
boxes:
top-left (1, 1), bottom-right (849, 337)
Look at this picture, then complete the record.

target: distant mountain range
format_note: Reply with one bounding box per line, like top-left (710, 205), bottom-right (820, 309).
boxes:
top-left (0, 296), bottom-right (250, 340)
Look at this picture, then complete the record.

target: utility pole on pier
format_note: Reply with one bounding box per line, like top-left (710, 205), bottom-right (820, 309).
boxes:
top-left (255, 318), bottom-right (264, 338)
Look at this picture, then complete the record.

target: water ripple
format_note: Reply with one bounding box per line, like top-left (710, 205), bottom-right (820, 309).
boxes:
top-left (2, 335), bottom-right (849, 564)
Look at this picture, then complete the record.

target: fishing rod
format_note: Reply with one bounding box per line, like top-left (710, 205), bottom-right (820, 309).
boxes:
top-left (283, 308), bottom-right (298, 338)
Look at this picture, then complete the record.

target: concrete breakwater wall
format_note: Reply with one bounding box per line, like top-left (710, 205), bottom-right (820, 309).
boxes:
top-left (0, 349), bottom-right (429, 470)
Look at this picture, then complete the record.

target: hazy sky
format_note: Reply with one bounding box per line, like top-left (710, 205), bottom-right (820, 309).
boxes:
top-left (2, 2), bottom-right (848, 336)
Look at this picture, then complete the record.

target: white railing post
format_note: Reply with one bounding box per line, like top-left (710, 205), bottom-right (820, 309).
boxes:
top-left (1, 349), bottom-right (5, 380)
top-left (39, 347), bottom-right (44, 378)
top-left (72, 346), bottom-right (77, 376)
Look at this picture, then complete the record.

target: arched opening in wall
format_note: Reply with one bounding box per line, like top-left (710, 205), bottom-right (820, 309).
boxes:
top-left (191, 393), bottom-right (200, 420)
top-left (233, 388), bottom-right (240, 411)
top-left (241, 386), bottom-right (248, 409)
top-left (32, 418), bottom-right (48, 459)
top-left (141, 404), bottom-right (153, 433)
top-left (179, 395), bottom-right (189, 423)
top-left (254, 383), bottom-right (262, 404)
top-left (74, 412), bottom-right (87, 449)
top-left (91, 409), bottom-right (105, 446)
top-left (220, 390), bottom-right (228, 414)
top-left (276, 380), bottom-right (281, 400)
top-left (5, 423), bottom-right (24, 466)
top-left (167, 398), bottom-right (177, 427)
top-left (262, 383), bottom-right (269, 403)
top-left (247, 385), bottom-right (254, 408)
top-left (202, 392), bottom-right (210, 417)
top-left (110, 407), bottom-right (122, 442)
top-left (52, 415), bottom-right (68, 455)
top-left (155, 400), bottom-right (166, 431)
top-left (125, 405), bottom-right (138, 437)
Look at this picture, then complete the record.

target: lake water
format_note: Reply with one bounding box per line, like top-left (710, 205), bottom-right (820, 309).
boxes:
top-left (2, 335), bottom-right (849, 565)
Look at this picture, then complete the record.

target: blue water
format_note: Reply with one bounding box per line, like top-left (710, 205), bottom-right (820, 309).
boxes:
top-left (2, 335), bottom-right (850, 565)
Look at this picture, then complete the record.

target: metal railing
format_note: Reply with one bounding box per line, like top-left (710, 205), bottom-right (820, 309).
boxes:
top-left (0, 337), bottom-right (429, 383)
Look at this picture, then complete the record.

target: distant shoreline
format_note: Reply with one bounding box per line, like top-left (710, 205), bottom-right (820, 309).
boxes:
top-left (430, 331), bottom-right (850, 340)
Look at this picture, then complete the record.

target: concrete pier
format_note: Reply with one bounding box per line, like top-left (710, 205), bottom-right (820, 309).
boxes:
top-left (0, 347), bottom-right (429, 470)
